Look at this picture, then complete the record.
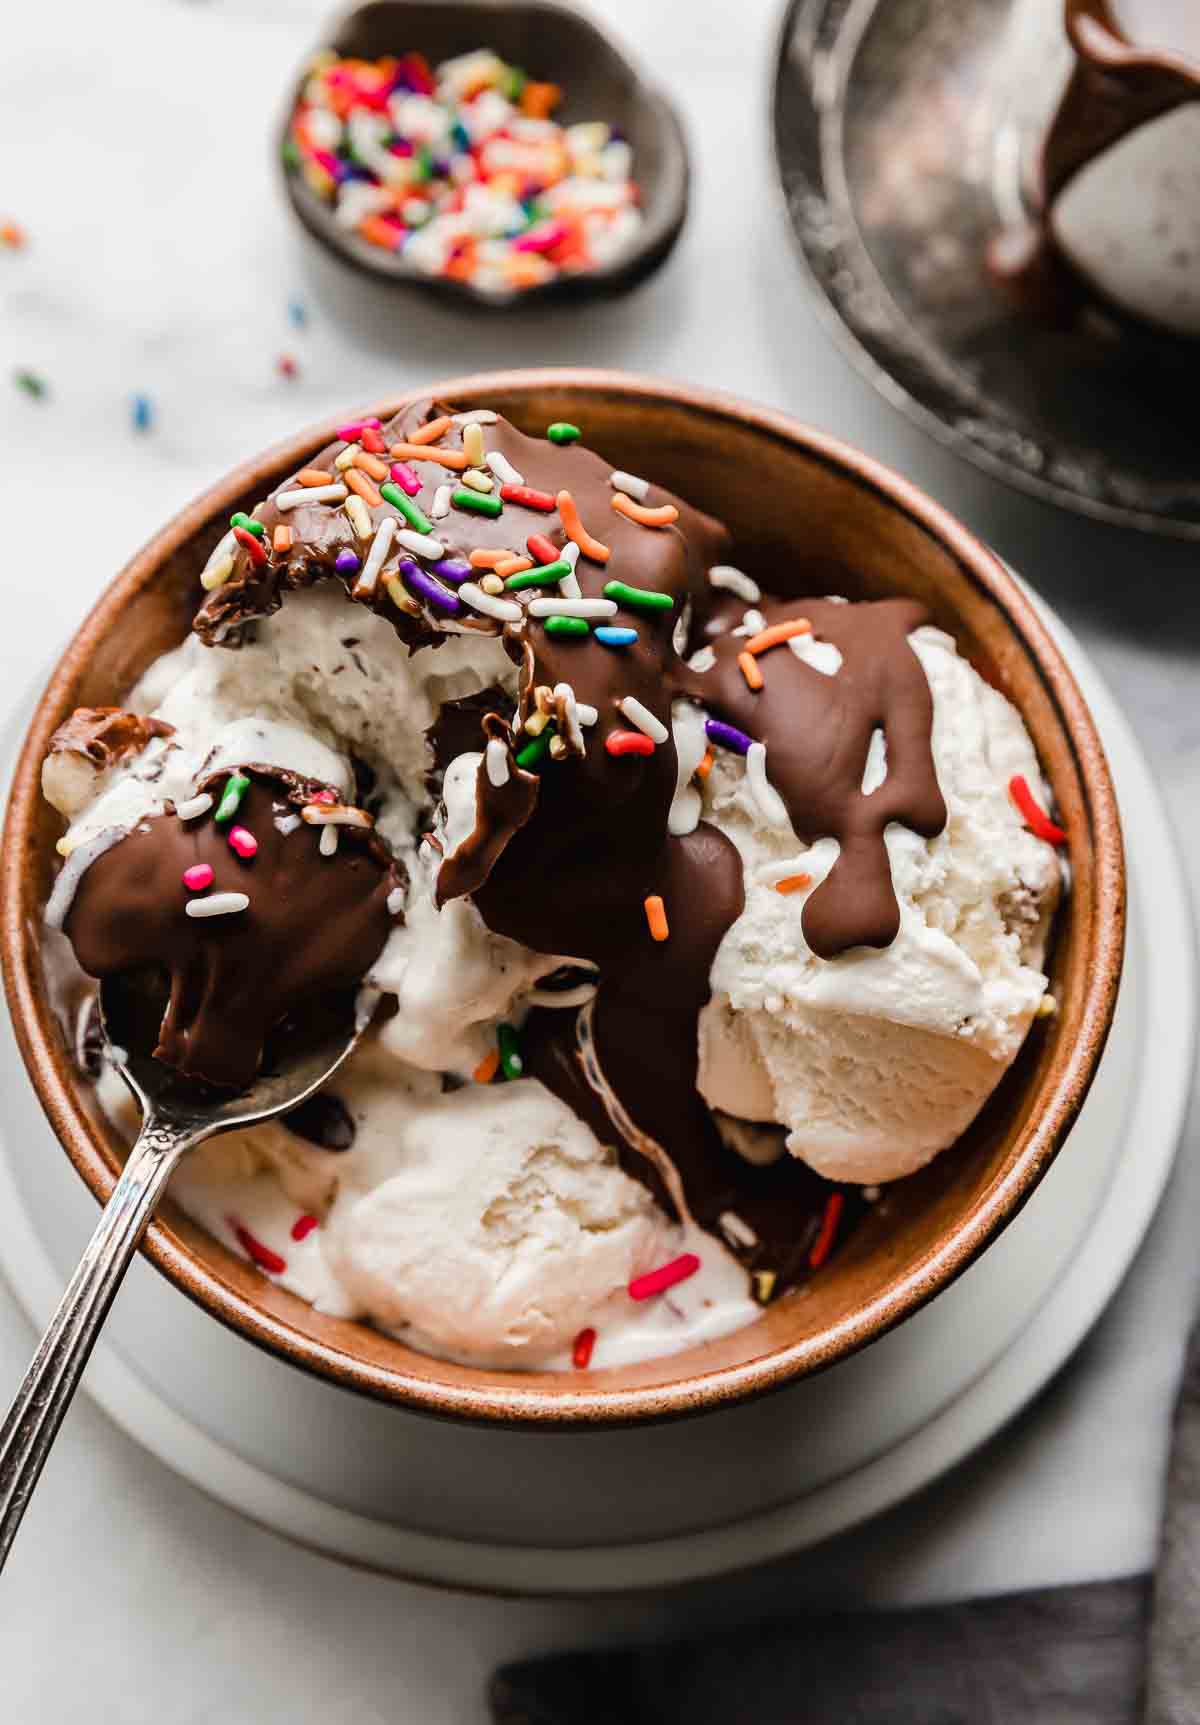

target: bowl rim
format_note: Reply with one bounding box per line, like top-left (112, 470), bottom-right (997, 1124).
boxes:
top-left (278, 0), bottom-right (691, 310)
top-left (0, 368), bottom-right (1125, 1427)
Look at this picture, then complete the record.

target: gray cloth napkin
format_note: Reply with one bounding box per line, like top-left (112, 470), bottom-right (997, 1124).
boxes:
top-left (490, 1327), bottom-right (1200, 1725)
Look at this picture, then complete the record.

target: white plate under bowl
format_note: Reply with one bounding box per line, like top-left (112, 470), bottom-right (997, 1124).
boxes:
top-left (0, 600), bottom-right (1191, 1595)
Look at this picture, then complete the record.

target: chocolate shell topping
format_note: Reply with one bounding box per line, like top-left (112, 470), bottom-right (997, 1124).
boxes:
top-left (64, 770), bottom-right (401, 1091)
top-left (55, 406), bottom-right (950, 1292)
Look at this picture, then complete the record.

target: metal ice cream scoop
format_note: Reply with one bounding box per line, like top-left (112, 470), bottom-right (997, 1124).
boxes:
top-left (0, 976), bottom-right (360, 1573)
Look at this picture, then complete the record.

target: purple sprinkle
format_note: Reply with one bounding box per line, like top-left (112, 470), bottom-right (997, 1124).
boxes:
top-left (430, 557), bottom-right (471, 585)
top-left (335, 549), bottom-right (361, 575)
top-left (399, 557), bottom-right (462, 616)
top-left (705, 718), bottom-right (753, 756)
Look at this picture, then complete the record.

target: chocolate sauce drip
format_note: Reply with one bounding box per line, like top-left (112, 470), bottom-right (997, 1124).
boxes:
top-left (990, 0), bottom-right (1200, 325)
top-left (675, 596), bottom-right (946, 956)
top-left (64, 770), bottom-right (401, 1090)
top-left (48, 707), bottom-right (175, 769)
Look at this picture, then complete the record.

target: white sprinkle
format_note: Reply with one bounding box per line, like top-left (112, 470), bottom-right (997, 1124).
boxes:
top-left (387, 886), bottom-right (405, 915)
top-left (610, 470), bottom-right (650, 502)
top-left (344, 494), bottom-right (372, 538)
top-left (353, 514), bottom-right (397, 595)
top-left (334, 445), bottom-right (360, 471)
top-left (709, 565), bottom-right (761, 604)
top-left (201, 554), bottom-right (234, 593)
top-left (275, 484), bottom-right (348, 511)
top-left (431, 483), bottom-right (452, 520)
top-left (301, 803), bottom-right (374, 828)
top-left (459, 581), bottom-right (522, 623)
top-left (618, 696), bottom-right (669, 744)
top-left (486, 450), bottom-right (523, 486)
top-left (576, 702), bottom-right (598, 727)
top-left (561, 541), bottom-right (580, 569)
top-left (734, 609), bottom-right (765, 638)
top-left (395, 528), bottom-right (445, 559)
top-left (462, 423), bottom-right (486, 467)
top-left (719, 1210), bottom-right (759, 1249)
top-left (863, 1185), bottom-right (881, 1202)
top-left (452, 409), bottom-right (498, 426)
top-left (461, 467), bottom-right (493, 493)
top-left (688, 646), bottom-right (716, 673)
top-left (485, 738), bottom-right (510, 786)
top-left (554, 682), bottom-right (585, 753)
top-left (527, 597), bottom-right (617, 619)
top-left (185, 891), bottom-right (249, 920)
top-left (746, 742), bottom-right (790, 828)
top-left (175, 793), bottom-right (214, 822)
top-left (274, 813), bottom-right (301, 836)
top-left (319, 825), bottom-right (339, 857)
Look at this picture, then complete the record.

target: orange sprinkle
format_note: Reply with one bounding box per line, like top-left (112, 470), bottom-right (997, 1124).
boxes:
top-left (644, 895), bottom-right (669, 942)
top-left (344, 467), bottom-right (382, 508)
top-left (556, 490), bottom-right (611, 563)
top-left (0, 221), bottom-right (25, 249)
top-left (738, 651), bottom-right (764, 691)
top-left (745, 618), bottom-right (813, 656)
top-left (774, 872), bottom-right (812, 896)
top-left (469, 547), bottom-right (509, 569)
top-left (409, 415), bottom-right (452, 446)
top-left (694, 747), bottom-right (714, 782)
top-left (495, 555), bottom-right (533, 578)
top-left (473, 1049), bottom-right (500, 1084)
top-left (272, 524), bottom-right (293, 554)
top-left (520, 80), bottom-right (562, 119)
top-left (296, 467), bottom-right (334, 487)
top-left (809, 1192), bottom-right (844, 1270)
top-left (360, 214), bottom-right (402, 250)
top-left (390, 441), bottom-right (467, 471)
top-left (611, 493), bottom-right (680, 530)
top-left (353, 450), bottom-right (389, 481)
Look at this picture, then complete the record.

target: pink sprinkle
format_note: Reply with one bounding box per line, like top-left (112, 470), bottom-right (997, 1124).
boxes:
top-left (336, 421), bottom-right (365, 441)
top-left (291, 1214), bottom-right (319, 1242)
top-left (628, 1253), bottom-right (701, 1302)
top-left (228, 825), bottom-right (258, 859)
top-left (312, 789), bottom-right (337, 805)
top-left (230, 1218), bottom-right (287, 1275)
top-left (182, 864), bottom-right (214, 892)
top-left (389, 461), bottom-right (422, 496)
top-left (514, 222), bottom-right (569, 255)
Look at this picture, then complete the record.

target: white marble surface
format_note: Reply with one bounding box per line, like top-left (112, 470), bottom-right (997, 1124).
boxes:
top-left (1, 0), bottom-right (1198, 1719)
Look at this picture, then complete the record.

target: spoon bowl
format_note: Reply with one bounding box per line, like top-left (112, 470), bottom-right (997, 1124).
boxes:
top-left (280, 0), bottom-right (690, 309)
top-left (0, 977), bottom-right (361, 1573)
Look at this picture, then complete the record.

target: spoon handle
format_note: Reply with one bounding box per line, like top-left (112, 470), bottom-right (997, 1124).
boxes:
top-left (0, 1117), bottom-right (193, 1573)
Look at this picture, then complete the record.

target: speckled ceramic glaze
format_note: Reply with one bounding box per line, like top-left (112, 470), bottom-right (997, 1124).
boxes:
top-left (0, 372), bottom-right (1125, 1426)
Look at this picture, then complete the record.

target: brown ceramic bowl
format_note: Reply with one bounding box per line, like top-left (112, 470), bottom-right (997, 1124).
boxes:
top-left (0, 371), bottom-right (1124, 1427)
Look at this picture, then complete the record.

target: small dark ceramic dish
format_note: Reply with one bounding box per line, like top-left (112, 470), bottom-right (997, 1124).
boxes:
top-left (1, 371), bottom-right (1124, 1427)
top-left (279, 0), bottom-right (689, 308)
top-left (773, 0), bottom-right (1200, 537)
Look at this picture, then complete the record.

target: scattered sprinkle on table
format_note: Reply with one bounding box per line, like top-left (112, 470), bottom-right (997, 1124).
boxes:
top-left (14, 369), bottom-right (46, 399)
top-left (131, 393), bottom-right (153, 433)
top-left (0, 221), bottom-right (26, 249)
top-left (284, 50), bottom-right (642, 295)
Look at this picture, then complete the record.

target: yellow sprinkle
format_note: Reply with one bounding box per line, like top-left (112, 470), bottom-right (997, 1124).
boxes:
top-left (334, 445), bottom-right (359, 471)
top-left (1036, 993), bottom-right (1059, 1018)
top-left (55, 835), bottom-right (74, 858)
top-left (384, 575), bottom-right (420, 615)
top-left (201, 553), bottom-right (234, 592)
top-left (752, 1269), bottom-right (777, 1305)
top-left (344, 494), bottom-right (372, 538)
top-left (480, 573), bottom-right (504, 595)
top-left (461, 468), bottom-right (494, 493)
top-left (523, 709), bottom-right (549, 737)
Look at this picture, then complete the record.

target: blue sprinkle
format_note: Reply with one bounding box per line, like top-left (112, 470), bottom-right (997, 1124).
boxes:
top-left (287, 297), bottom-right (307, 328)
top-left (131, 393), bottom-right (153, 433)
top-left (594, 626), bottom-right (638, 647)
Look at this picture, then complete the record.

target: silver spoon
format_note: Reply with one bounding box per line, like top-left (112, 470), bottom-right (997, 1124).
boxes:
top-left (0, 977), bottom-right (360, 1573)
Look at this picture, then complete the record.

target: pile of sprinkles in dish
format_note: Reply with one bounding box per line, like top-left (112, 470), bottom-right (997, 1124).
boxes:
top-left (284, 47), bottom-right (642, 293)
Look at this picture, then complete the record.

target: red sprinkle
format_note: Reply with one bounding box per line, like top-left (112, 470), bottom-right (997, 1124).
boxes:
top-left (527, 532), bottom-right (561, 565)
top-left (233, 525), bottom-right (267, 566)
top-left (291, 1214), bottom-right (319, 1243)
top-left (1009, 774), bottom-right (1067, 846)
top-left (230, 1219), bottom-right (287, 1275)
top-left (572, 1327), bottom-right (597, 1370)
top-left (808, 1192), bottom-right (844, 1270)
top-left (501, 484), bottom-right (555, 512)
top-left (360, 426), bottom-right (386, 453)
top-left (628, 1253), bottom-right (701, 1301)
top-left (606, 729), bottom-right (655, 758)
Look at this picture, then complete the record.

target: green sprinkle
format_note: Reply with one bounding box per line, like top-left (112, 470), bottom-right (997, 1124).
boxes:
top-left (603, 580), bottom-right (675, 613)
top-left (214, 771), bottom-right (251, 825)
top-left (505, 65), bottom-right (527, 102)
top-left (451, 487), bottom-right (503, 519)
top-left (544, 616), bottom-right (590, 638)
top-left (505, 560), bottom-right (571, 591)
top-left (230, 512), bottom-right (265, 538)
top-left (14, 369), bottom-right (46, 399)
top-left (380, 481), bottom-right (432, 533)
top-left (497, 1021), bottom-right (523, 1081)
top-left (547, 422), bottom-right (581, 445)
top-left (281, 135), bottom-right (301, 171)
top-left (515, 729), bottom-right (553, 770)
